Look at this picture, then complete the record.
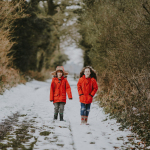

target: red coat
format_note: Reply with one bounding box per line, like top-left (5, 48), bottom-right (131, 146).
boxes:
top-left (77, 75), bottom-right (98, 104)
top-left (50, 76), bottom-right (72, 103)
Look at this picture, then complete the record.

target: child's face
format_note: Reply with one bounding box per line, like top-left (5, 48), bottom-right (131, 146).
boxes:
top-left (57, 70), bottom-right (63, 78)
top-left (84, 68), bottom-right (91, 78)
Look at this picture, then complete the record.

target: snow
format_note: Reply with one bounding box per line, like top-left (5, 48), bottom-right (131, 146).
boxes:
top-left (66, 5), bottom-right (82, 10)
top-left (0, 1), bottom-right (145, 149)
top-left (63, 43), bottom-right (83, 66)
top-left (0, 76), bottom-right (142, 149)
top-left (60, 40), bottom-right (83, 75)
top-left (63, 18), bottom-right (77, 26)
top-left (60, 1), bottom-right (83, 75)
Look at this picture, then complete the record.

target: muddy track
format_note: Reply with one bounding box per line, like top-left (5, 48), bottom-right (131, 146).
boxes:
top-left (0, 113), bottom-right (38, 149)
top-left (0, 112), bottom-right (19, 140)
top-left (0, 111), bottom-right (76, 150)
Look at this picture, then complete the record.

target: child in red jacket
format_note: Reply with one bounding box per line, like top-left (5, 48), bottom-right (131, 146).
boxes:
top-left (50, 66), bottom-right (72, 121)
top-left (77, 66), bottom-right (98, 125)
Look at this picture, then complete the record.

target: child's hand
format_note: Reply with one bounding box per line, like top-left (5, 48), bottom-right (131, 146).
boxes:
top-left (50, 100), bottom-right (53, 102)
top-left (69, 98), bottom-right (72, 100)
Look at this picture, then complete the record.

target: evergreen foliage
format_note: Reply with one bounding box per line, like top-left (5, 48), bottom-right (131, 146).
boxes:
top-left (52, 52), bottom-right (69, 68)
top-left (10, 1), bottom-right (59, 72)
top-left (0, 0), bottom-right (72, 93)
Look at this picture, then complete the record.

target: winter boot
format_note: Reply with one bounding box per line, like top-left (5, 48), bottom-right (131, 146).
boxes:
top-left (60, 113), bottom-right (65, 121)
top-left (81, 116), bottom-right (85, 125)
top-left (54, 113), bottom-right (58, 120)
top-left (85, 116), bottom-right (89, 125)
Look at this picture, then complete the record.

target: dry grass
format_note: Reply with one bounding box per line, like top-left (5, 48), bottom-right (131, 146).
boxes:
top-left (0, 32), bottom-right (26, 94)
top-left (0, 1), bottom-right (27, 94)
top-left (26, 69), bottom-right (52, 81)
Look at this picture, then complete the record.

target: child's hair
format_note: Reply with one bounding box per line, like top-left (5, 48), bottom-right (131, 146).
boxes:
top-left (53, 70), bottom-right (64, 78)
top-left (80, 66), bottom-right (97, 81)
top-left (56, 70), bottom-right (64, 76)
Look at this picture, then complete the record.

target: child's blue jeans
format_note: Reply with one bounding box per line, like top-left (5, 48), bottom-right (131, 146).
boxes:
top-left (80, 103), bottom-right (91, 116)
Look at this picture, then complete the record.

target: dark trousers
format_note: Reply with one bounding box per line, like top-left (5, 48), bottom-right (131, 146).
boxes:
top-left (54, 102), bottom-right (65, 115)
top-left (80, 103), bottom-right (91, 116)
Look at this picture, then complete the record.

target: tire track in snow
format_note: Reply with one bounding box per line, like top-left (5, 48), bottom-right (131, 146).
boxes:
top-left (68, 119), bottom-right (76, 150)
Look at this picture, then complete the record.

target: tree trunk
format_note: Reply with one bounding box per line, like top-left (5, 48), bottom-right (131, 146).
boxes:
top-left (47, 0), bottom-right (56, 15)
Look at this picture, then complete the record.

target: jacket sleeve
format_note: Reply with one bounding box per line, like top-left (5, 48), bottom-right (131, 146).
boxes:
top-left (66, 80), bottom-right (72, 99)
top-left (77, 78), bottom-right (83, 96)
top-left (50, 79), bottom-right (54, 101)
top-left (90, 79), bottom-right (98, 97)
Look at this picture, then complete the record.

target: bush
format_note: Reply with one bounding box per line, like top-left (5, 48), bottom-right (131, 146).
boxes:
top-left (51, 52), bottom-right (69, 68)
top-left (79, 0), bottom-right (150, 147)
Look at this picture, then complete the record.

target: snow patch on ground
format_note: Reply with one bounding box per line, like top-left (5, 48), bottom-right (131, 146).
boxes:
top-left (66, 5), bottom-right (82, 10)
top-left (0, 76), bottom-right (143, 149)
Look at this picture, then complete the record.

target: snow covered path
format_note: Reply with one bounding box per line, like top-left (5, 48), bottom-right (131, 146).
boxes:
top-left (0, 76), bottom-right (139, 150)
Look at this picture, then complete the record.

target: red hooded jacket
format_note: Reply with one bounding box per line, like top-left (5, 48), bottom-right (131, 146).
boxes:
top-left (50, 76), bottom-right (72, 103)
top-left (77, 75), bottom-right (98, 104)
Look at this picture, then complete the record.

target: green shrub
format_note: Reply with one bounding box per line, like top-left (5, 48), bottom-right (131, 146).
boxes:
top-left (79, 0), bottom-right (150, 147)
